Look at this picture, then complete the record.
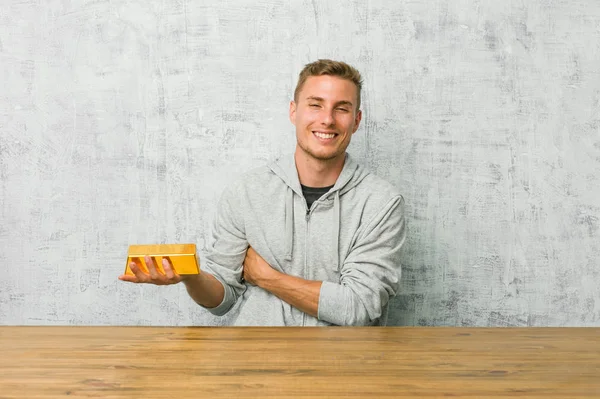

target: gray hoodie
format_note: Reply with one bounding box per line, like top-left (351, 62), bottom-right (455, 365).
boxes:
top-left (200, 153), bottom-right (406, 326)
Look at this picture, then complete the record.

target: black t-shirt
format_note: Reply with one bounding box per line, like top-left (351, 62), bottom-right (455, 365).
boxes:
top-left (301, 184), bottom-right (334, 209)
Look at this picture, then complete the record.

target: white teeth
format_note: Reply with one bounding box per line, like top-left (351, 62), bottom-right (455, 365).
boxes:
top-left (314, 132), bottom-right (335, 139)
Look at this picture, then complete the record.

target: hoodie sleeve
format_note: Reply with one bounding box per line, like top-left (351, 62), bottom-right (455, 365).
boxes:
top-left (198, 183), bottom-right (248, 316)
top-left (317, 196), bottom-right (406, 326)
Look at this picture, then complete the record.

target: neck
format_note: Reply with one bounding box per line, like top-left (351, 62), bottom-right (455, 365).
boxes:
top-left (294, 148), bottom-right (345, 187)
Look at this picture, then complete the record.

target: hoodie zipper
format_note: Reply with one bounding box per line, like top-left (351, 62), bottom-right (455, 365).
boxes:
top-left (303, 201), bottom-right (314, 327)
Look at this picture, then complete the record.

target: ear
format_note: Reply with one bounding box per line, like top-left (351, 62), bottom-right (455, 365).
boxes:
top-left (289, 101), bottom-right (297, 125)
top-left (352, 109), bottom-right (362, 134)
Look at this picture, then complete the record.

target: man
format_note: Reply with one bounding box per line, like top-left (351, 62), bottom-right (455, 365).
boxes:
top-left (119, 59), bottom-right (406, 326)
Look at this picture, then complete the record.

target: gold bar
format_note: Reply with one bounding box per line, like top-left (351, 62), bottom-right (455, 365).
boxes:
top-left (124, 244), bottom-right (200, 276)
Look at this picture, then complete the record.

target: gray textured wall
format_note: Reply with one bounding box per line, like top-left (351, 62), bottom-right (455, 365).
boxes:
top-left (1, 1), bottom-right (599, 326)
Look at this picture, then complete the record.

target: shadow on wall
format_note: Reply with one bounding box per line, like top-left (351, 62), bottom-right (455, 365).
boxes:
top-left (387, 294), bottom-right (423, 327)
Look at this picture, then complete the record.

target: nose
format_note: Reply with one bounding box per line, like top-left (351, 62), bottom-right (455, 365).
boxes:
top-left (320, 108), bottom-right (335, 127)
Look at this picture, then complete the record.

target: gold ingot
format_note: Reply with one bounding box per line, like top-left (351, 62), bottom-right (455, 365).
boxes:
top-left (124, 244), bottom-right (200, 275)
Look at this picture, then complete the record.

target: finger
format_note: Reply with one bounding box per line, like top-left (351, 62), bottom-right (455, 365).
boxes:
top-left (144, 255), bottom-right (161, 279)
top-left (162, 257), bottom-right (180, 282)
top-left (130, 261), bottom-right (150, 283)
top-left (118, 274), bottom-right (139, 283)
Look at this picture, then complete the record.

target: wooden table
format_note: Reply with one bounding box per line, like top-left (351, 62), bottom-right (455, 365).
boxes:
top-left (0, 327), bottom-right (599, 398)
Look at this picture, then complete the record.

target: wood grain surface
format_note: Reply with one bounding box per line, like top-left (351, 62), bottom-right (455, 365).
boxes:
top-left (0, 327), bottom-right (599, 398)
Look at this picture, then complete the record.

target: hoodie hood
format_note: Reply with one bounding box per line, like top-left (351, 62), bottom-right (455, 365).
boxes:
top-left (268, 152), bottom-right (370, 271)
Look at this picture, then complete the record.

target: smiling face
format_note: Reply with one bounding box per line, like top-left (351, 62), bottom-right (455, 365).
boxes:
top-left (290, 75), bottom-right (362, 165)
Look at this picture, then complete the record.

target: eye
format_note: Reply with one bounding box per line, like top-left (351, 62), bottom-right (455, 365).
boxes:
top-left (309, 104), bottom-right (320, 108)
top-left (336, 108), bottom-right (349, 112)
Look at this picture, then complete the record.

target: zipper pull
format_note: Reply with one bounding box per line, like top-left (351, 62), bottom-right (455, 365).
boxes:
top-left (305, 209), bottom-right (310, 221)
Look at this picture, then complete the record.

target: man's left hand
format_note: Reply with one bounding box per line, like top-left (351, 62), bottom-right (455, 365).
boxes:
top-left (242, 246), bottom-right (321, 318)
top-left (242, 246), bottom-right (275, 286)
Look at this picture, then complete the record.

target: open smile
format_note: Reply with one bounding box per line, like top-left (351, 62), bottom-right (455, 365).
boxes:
top-left (312, 131), bottom-right (339, 141)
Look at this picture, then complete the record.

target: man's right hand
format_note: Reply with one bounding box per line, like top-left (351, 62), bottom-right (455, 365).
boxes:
top-left (118, 255), bottom-right (225, 309)
top-left (118, 256), bottom-right (185, 285)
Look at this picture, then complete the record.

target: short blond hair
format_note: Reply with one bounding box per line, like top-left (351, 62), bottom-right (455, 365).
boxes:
top-left (294, 59), bottom-right (363, 111)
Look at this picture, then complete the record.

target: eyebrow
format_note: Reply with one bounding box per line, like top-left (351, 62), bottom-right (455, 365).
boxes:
top-left (305, 96), bottom-right (354, 107)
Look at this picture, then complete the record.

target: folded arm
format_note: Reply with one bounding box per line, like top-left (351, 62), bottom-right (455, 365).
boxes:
top-left (245, 196), bottom-right (407, 326)
top-left (243, 247), bottom-right (321, 318)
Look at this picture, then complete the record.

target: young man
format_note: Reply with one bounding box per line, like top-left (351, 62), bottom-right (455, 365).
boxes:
top-left (119, 59), bottom-right (407, 326)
